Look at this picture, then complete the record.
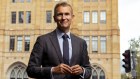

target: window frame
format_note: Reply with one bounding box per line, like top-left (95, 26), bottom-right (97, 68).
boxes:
top-left (26, 11), bottom-right (31, 24)
top-left (24, 36), bottom-right (30, 51)
top-left (19, 0), bottom-right (24, 3)
top-left (26, 0), bottom-right (31, 2)
top-left (17, 36), bottom-right (23, 52)
top-left (18, 11), bottom-right (24, 24)
top-left (83, 36), bottom-right (90, 52)
top-left (100, 10), bottom-right (106, 24)
top-left (84, 0), bottom-right (90, 2)
top-left (46, 10), bottom-right (52, 23)
top-left (100, 36), bottom-right (106, 53)
top-left (92, 11), bottom-right (98, 24)
top-left (100, 0), bottom-right (106, 2)
top-left (83, 11), bottom-right (90, 24)
top-left (9, 36), bottom-right (15, 52)
top-left (92, 0), bottom-right (98, 2)
top-left (92, 65), bottom-right (106, 79)
top-left (11, 11), bottom-right (16, 24)
top-left (10, 64), bottom-right (29, 79)
top-left (92, 36), bottom-right (98, 53)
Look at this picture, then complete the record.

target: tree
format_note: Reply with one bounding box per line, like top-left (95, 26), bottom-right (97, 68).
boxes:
top-left (129, 36), bottom-right (140, 79)
top-left (121, 73), bottom-right (128, 79)
top-left (129, 37), bottom-right (140, 51)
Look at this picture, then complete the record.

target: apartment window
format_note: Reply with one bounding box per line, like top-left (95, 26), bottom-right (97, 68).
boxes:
top-left (46, 11), bottom-right (52, 23)
top-left (11, 12), bottom-right (16, 24)
top-left (83, 36), bottom-right (90, 52)
top-left (100, 36), bottom-right (106, 53)
top-left (92, 11), bottom-right (98, 23)
top-left (17, 36), bottom-right (22, 52)
top-left (26, 0), bottom-right (31, 2)
top-left (84, 0), bottom-right (90, 2)
top-left (10, 36), bottom-right (15, 51)
top-left (26, 11), bottom-right (31, 23)
top-left (19, 11), bottom-right (24, 23)
top-left (92, 36), bottom-right (98, 53)
top-left (100, 10), bottom-right (106, 24)
top-left (84, 11), bottom-right (90, 23)
top-left (25, 36), bottom-right (30, 51)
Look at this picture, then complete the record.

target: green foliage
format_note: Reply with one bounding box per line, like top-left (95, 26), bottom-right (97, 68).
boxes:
top-left (121, 74), bottom-right (127, 79)
top-left (136, 57), bottom-right (140, 79)
top-left (129, 36), bottom-right (140, 78)
top-left (129, 37), bottom-right (140, 51)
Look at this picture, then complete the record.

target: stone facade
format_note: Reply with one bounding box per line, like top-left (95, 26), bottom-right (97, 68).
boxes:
top-left (0, 0), bottom-right (120, 79)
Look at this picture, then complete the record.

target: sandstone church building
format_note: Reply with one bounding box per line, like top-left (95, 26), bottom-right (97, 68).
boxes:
top-left (0, 0), bottom-right (120, 79)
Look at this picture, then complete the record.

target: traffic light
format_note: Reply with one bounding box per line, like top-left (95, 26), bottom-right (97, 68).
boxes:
top-left (122, 50), bottom-right (131, 73)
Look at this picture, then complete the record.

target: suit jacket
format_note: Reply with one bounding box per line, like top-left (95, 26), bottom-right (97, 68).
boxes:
top-left (26, 30), bottom-right (92, 79)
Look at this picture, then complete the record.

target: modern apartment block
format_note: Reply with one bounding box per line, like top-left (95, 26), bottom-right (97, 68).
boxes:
top-left (0, 0), bottom-right (120, 79)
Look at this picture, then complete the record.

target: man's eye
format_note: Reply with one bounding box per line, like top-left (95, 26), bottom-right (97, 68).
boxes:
top-left (65, 13), bottom-right (70, 15)
top-left (57, 13), bottom-right (62, 16)
top-left (56, 13), bottom-right (70, 17)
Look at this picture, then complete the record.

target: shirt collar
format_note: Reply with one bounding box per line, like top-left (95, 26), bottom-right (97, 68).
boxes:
top-left (56, 28), bottom-right (71, 39)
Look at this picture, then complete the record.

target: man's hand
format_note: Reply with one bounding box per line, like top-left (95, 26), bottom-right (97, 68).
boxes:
top-left (52, 63), bottom-right (72, 74)
top-left (71, 65), bottom-right (83, 75)
top-left (52, 64), bottom-right (83, 75)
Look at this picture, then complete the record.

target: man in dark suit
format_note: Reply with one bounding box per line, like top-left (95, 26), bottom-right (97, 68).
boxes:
top-left (26, 2), bottom-right (92, 79)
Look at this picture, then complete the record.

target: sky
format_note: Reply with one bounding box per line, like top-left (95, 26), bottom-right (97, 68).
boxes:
top-left (119, 0), bottom-right (140, 72)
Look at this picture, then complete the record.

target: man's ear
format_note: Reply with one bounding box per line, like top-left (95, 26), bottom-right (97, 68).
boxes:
top-left (72, 15), bottom-right (75, 18)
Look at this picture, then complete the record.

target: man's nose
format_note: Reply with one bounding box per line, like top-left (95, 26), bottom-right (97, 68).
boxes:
top-left (62, 14), bottom-right (66, 19)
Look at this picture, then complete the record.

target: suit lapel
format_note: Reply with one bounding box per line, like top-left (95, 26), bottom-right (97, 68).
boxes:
top-left (49, 30), bottom-right (63, 63)
top-left (70, 34), bottom-right (77, 65)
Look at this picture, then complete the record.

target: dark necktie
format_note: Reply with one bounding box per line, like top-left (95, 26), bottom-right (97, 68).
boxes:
top-left (62, 34), bottom-right (69, 65)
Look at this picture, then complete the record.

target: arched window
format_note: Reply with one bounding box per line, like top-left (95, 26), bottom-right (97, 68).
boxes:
top-left (92, 65), bottom-right (105, 79)
top-left (10, 70), bottom-right (16, 79)
top-left (92, 70), bottom-right (98, 79)
top-left (100, 70), bottom-right (105, 79)
top-left (9, 63), bottom-right (28, 79)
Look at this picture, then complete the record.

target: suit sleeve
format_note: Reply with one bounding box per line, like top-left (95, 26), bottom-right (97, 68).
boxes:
top-left (80, 40), bottom-right (92, 79)
top-left (26, 36), bottom-right (52, 78)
